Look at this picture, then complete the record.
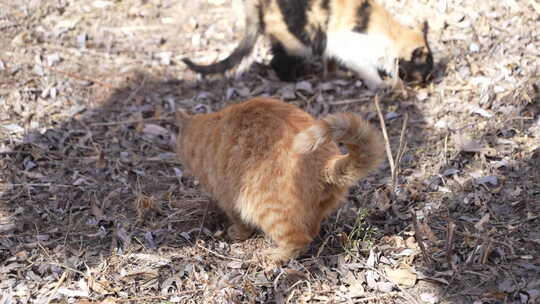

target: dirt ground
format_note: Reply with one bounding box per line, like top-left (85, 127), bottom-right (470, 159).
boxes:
top-left (1, 0), bottom-right (539, 303)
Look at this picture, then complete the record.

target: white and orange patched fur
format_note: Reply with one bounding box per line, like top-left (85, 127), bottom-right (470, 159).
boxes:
top-left (183, 0), bottom-right (433, 91)
top-left (175, 97), bottom-right (385, 262)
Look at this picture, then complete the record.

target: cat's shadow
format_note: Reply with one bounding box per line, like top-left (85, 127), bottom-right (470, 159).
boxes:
top-left (0, 69), bottom-right (428, 271)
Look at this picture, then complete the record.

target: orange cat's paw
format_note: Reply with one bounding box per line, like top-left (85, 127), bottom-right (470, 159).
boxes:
top-left (261, 248), bottom-right (288, 265)
top-left (261, 247), bottom-right (302, 265)
top-left (227, 224), bottom-right (254, 241)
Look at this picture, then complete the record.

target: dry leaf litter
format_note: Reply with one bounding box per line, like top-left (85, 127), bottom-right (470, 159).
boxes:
top-left (0, 0), bottom-right (539, 303)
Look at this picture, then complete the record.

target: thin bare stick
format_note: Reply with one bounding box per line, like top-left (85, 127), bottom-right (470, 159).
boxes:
top-left (445, 221), bottom-right (456, 269)
top-left (46, 271), bottom-right (68, 304)
top-left (460, 231), bottom-right (515, 256)
top-left (329, 98), bottom-right (369, 106)
top-left (412, 211), bottom-right (432, 264)
top-left (0, 183), bottom-right (72, 188)
top-left (124, 75), bottom-right (148, 103)
top-left (342, 292), bottom-right (401, 303)
top-left (196, 200), bottom-right (210, 240)
top-left (47, 262), bottom-right (86, 276)
top-left (394, 112), bottom-right (409, 184)
top-left (44, 66), bottom-right (117, 89)
top-left (375, 95), bottom-right (410, 218)
top-left (63, 206), bottom-right (73, 248)
top-left (115, 289), bottom-right (203, 302)
top-left (90, 117), bottom-right (170, 127)
top-left (374, 95), bottom-right (395, 181)
top-left (273, 269), bottom-right (287, 290)
top-left (480, 234), bottom-right (492, 264)
top-left (196, 241), bottom-right (244, 262)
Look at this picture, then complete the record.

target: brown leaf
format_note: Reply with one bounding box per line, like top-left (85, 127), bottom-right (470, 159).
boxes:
top-left (418, 222), bottom-right (439, 243)
top-left (454, 134), bottom-right (487, 153)
top-left (153, 105), bottom-right (163, 119)
top-left (226, 261), bottom-right (244, 269)
top-left (122, 267), bottom-right (159, 279)
top-left (88, 277), bottom-right (110, 295)
top-left (142, 124), bottom-right (169, 137)
top-left (90, 202), bottom-right (104, 221)
top-left (278, 85), bottom-right (296, 100)
top-left (366, 249), bottom-right (377, 268)
top-left (57, 287), bottom-right (89, 297)
top-left (365, 270), bottom-right (378, 289)
top-left (374, 188), bottom-right (391, 212)
top-left (420, 292), bottom-right (439, 304)
top-left (482, 291), bottom-right (507, 300)
top-left (284, 268), bottom-right (308, 281)
top-left (161, 275), bottom-right (183, 295)
top-left (384, 267), bottom-right (417, 288)
top-left (405, 236), bottom-right (420, 250)
top-left (375, 281), bottom-right (394, 293)
top-left (295, 81), bottom-right (314, 94)
top-left (474, 213), bottom-right (490, 231)
top-left (348, 280), bottom-right (365, 298)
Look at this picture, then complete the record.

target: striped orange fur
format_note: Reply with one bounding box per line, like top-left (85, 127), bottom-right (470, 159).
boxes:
top-left (175, 97), bottom-right (384, 263)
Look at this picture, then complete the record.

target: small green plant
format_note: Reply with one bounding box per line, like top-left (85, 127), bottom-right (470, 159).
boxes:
top-left (342, 208), bottom-right (378, 254)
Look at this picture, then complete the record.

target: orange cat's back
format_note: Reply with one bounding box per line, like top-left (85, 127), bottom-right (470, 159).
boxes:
top-left (176, 97), bottom-right (384, 262)
top-left (176, 98), bottom-right (336, 204)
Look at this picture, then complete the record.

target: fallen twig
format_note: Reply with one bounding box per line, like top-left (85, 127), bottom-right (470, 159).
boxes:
top-left (196, 241), bottom-right (244, 262)
top-left (196, 200), bottom-right (210, 240)
top-left (445, 221), bottom-right (456, 269)
top-left (46, 271), bottom-right (68, 304)
top-left (329, 97), bottom-right (372, 106)
top-left (433, 224), bottom-right (516, 256)
top-left (44, 66), bottom-right (117, 89)
top-left (114, 289), bottom-right (203, 302)
top-left (395, 112), bottom-right (409, 183)
top-left (339, 292), bottom-right (401, 303)
top-left (47, 262), bottom-right (86, 276)
top-left (374, 95), bottom-right (395, 180)
top-left (124, 75), bottom-right (148, 103)
top-left (0, 183), bottom-right (72, 188)
top-left (412, 211), bottom-right (433, 264)
top-left (90, 117), bottom-right (170, 127)
top-left (479, 234), bottom-right (493, 264)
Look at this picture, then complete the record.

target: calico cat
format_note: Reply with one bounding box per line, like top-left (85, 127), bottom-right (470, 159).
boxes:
top-left (175, 97), bottom-right (384, 263)
top-left (183, 0), bottom-right (433, 91)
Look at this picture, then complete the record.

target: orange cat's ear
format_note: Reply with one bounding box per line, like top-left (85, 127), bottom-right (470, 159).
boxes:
top-left (175, 108), bottom-right (190, 119)
top-left (175, 109), bottom-right (191, 129)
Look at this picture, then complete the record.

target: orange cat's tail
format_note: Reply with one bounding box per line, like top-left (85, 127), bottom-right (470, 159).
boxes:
top-left (293, 113), bottom-right (385, 186)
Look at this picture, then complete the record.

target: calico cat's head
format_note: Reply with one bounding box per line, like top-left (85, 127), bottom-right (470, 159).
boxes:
top-left (398, 21), bottom-right (434, 84)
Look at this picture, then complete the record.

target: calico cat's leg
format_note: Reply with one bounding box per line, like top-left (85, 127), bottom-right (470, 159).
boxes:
top-left (325, 31), bottom-right (388, 91)
top-left (224, 209), bottom-right (254, 241)
top-left (354, 66), bottom-right (386, 92)
top-left (270, 42), bottom-right (306, 82)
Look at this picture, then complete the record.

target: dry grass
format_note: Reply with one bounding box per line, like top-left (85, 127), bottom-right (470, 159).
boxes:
top-left (1, 0), bottom-right (539, 303)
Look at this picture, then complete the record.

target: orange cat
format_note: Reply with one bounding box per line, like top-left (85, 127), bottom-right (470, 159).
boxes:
top-left (175, 97), bottom-right (384, 263)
